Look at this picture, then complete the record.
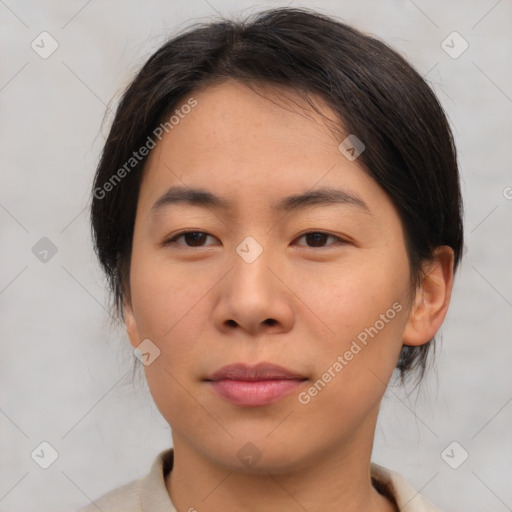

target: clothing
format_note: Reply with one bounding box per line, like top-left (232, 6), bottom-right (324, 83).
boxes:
top-left (77, 448), bottom-right (441, 511)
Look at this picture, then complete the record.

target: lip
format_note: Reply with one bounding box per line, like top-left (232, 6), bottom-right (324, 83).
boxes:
top-left (207, 362), bottom-right (305, 381)
top-left (205, 363), bottom-right (307, 407)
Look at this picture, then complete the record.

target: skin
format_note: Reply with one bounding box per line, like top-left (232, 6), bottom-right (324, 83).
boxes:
top-left (124, 79), bottom-right (454, 512)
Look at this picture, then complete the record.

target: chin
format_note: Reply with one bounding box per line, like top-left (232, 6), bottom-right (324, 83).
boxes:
top-left (205, 438), bottom-right (313, 475)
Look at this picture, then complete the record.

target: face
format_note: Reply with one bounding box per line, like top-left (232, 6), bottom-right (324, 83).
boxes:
top-left (125, 79), bottom-right (419, 473)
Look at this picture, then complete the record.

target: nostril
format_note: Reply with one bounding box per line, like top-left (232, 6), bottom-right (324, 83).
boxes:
top-left (264, 318), bottom-right (277, 326)
top-left (226, 319), bottom-right (237, 327)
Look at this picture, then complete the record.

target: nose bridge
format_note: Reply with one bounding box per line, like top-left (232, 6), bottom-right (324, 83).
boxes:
top-left (231, 234), bottom-right (275, 297)
top-left (235, 234), bottom-right (266, 267)
top-left (212, 234), bottom-right (294, 334)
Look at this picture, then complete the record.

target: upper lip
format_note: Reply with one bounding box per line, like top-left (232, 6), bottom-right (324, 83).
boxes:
top-left (206, 363), bottom-right (306, 382)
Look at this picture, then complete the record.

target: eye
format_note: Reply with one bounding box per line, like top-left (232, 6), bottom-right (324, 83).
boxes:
top-left (163, 230), bottom-right (348, 249)
top-left (164, 231), bottom-right (218, 247)
top-left (294, 231), bottom-right (346, 248)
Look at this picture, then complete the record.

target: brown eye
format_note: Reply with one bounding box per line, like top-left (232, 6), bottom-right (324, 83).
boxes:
top-left (165, 231), bottom-right (216, 247)
top-left (296, 232), bottom-right (344, 248)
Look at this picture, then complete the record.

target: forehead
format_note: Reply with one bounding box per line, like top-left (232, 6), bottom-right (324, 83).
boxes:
top-left (138, 79), bottom-right (386, 216)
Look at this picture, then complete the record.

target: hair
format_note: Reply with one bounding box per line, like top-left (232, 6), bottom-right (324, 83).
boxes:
top-left (90, 7), bottom-right (464, 384)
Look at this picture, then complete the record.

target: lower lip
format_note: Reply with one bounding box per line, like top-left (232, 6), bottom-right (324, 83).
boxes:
top-left (208, 379), bottom-right (304, 406)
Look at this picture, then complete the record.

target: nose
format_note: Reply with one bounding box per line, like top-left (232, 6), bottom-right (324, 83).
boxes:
top-left (212, 245), bottom-right (294, 337)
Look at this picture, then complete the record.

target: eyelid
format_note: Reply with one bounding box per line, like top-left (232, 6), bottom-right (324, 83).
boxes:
top-left (162, 230), bottom-right (219, 247)
top-left (163, 230), bottom-right (350, 248)
top-left (293, 231), bottom-right (351, 247)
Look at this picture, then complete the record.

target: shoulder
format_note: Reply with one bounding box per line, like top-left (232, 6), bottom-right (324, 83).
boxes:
top-left (76, 449), bottom-right (175, 512)
top-left (371, 462), bottom-right (442, 512)
top-left (76, 478), bottom-right (143, 512)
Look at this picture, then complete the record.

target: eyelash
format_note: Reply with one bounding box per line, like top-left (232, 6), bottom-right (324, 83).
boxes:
top-left (163, 231), bottom-right (349, 249)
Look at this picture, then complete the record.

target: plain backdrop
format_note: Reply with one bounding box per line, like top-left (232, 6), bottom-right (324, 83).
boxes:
top-left (1, 1), bottom-right (511, 511)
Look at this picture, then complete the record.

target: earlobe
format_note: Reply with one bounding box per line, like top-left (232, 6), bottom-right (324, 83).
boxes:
top-left (402, 246), bottom-right (455, 347)
top-left (124, 300), bottom-right (141, 349)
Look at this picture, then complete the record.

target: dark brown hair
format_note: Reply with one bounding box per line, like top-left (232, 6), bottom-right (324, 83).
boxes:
top-left (90, 7), bottom-right (464, 383)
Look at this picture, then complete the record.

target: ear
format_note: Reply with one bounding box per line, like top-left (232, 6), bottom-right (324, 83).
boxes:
top-left (124, 298), bottom-right (141, 350)
top-left (402, 246), bottom-right (455, 347)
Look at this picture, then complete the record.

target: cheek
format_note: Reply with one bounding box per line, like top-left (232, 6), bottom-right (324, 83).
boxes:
top-left (290, 252), bottom-right (411, 407)
top-left (133, 284), bottom-right (213, 432)
top-left (128, 246), bottom-right (216, 407)
top-left (293, 252), bottom-right (410, 340)
top-left (293, 269), bottom-right (408, 430)
top-left (129, 243), bottom-right (217, 340)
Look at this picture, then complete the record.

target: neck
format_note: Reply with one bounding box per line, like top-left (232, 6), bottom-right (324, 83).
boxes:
top-left (166, 423), bottom-right (396, 512)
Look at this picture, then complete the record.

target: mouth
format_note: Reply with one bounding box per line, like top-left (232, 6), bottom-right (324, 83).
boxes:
top-left (205, 362), bottom-right (307, 407)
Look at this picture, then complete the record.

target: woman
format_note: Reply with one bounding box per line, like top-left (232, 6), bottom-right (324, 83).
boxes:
top-left (81, 7), bottom-right (463, 511)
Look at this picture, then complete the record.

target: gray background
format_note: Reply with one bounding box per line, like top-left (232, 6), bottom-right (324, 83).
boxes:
top-left (1, 1), bottom-right (511, 510)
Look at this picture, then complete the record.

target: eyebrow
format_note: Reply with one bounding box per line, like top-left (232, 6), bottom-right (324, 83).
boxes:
top-left (151, 185), bottom-right (371, 215)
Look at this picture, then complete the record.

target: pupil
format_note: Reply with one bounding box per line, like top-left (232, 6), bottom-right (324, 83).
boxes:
top-left (186, 232), bottom-right (206, 246)
top-left (307, 233), bottom-right (327, 247)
